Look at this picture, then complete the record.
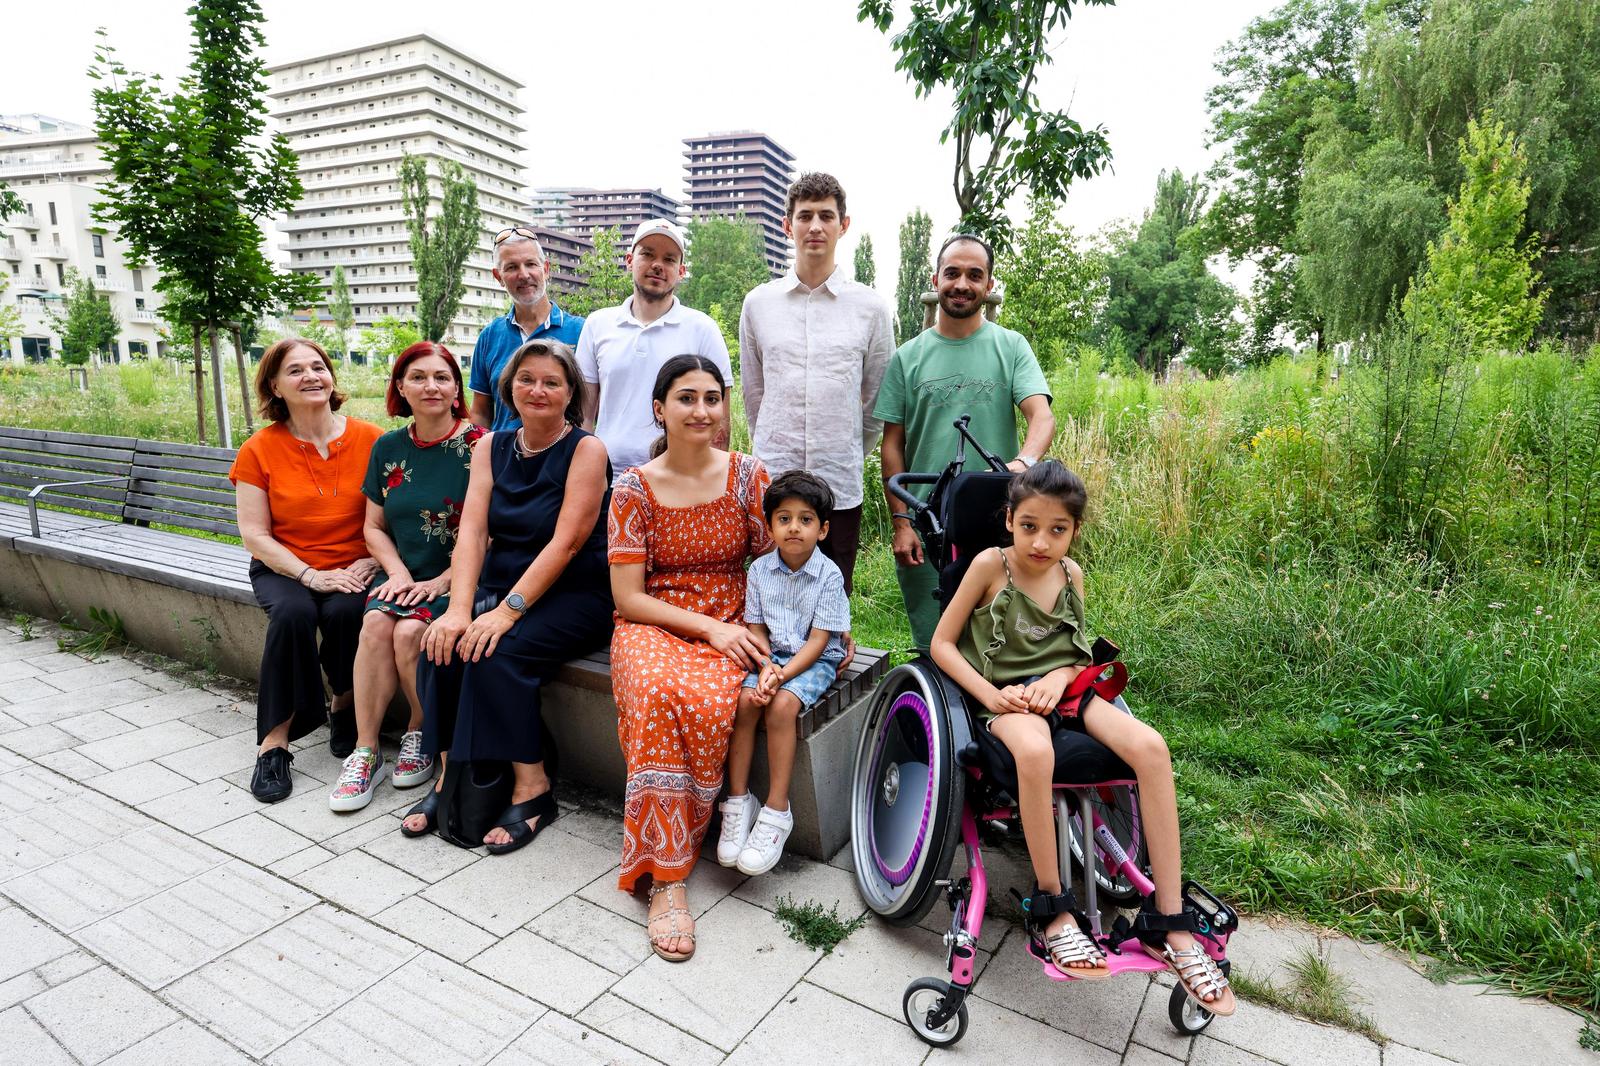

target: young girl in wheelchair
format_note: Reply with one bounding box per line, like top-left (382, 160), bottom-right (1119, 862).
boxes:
top-left (929, 460), bottom-right (1235, 1015)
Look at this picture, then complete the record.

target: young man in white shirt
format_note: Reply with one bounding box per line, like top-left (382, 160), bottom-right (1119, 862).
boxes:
top-left (577, 219), bottom-right (733, 475)
top-left (739, 173), bottom-right (894, 592)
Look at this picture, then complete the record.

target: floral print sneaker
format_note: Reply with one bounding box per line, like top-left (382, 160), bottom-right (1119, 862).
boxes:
top-left (392, 730), bottom-right (434, 789)
top-left (328, 747), bottom-right (386, 812)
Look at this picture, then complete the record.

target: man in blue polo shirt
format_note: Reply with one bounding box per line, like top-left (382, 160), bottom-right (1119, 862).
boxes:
top-left (468, 227), bottom-right (586, 431)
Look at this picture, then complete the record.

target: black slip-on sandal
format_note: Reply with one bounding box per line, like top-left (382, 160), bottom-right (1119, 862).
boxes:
top-left (483, 790), bottom-right (559, 855)
top-left (400, 787), bottom-right (441, 838)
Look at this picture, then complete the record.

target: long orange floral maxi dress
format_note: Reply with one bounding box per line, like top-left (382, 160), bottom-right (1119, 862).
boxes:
top-left (607, 452), bottom-right (772, 891)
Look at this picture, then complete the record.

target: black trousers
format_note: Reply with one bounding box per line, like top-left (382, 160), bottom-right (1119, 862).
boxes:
top-left (250, 560), bottom-right (365, 745)
top-left (818, 503), bottom-right (863, 595)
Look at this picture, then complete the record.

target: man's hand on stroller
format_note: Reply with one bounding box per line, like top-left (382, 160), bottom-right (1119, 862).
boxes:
top-left (891, 521), bottom-right (923, 565)
top-left (707, 621), bottom-right (770, 671)
top-left (1022, 666), bottom-right (1084, 714)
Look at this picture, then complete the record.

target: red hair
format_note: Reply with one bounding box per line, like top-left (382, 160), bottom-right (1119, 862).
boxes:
top-left (387, 341), bottom-right (467, 419)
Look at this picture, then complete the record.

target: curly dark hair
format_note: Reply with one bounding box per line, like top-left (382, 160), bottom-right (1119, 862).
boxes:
top-left (785, 172), bottom-right (846, 219)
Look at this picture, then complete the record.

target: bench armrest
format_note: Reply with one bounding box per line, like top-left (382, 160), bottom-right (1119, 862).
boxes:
top-left (26, 476), bottom-right (130, 537)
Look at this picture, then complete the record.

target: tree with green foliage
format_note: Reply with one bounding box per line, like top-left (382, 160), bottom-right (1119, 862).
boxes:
top-left (0, 183), bottom-right (22, 219)
top-left (895, 208), bottom-right (933, 344)
top-left (1403, 115), bottom-right (1546, 351)
top-left (91, 0), bottom-right (319, 445)
top-left (47, 270), bottom-right (121, 366)
top-left (853, 235), bottom-right (877, 287)
top-left (997, 199), bottom-right (1105, 370)
top-left (680, 216), bottom-right (769, 320)
top-left (565, 226), bottom-right (630, 318)
top-left (357, 316), bottom-right (423, 366)
top-left (1100, 170), bottom-right (1238, 376)
top-left (400, 152), bottom-right (480, 342)
top-left (858, 0), bottom-right (1114, 251)
top-left (0, 274), bottom-right (22, 354)
top-left (326, 266), bottom-right (354, 362)
top-left (1365, 0), bottom-right (1600, 337)
top-left (1200, 0), bottom-right (1368, 357)
top-left (1295, 103), bottom-right (1442, 342)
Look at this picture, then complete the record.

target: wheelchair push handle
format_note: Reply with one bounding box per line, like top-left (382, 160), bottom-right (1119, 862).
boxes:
top-left (887, 472), bottom-right (939, 513)
top-left (951, 414), bottom-right (1012, 475)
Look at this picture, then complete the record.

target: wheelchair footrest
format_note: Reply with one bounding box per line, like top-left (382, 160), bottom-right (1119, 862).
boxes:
top-left (1024, 936), bottom-right (1176, 982)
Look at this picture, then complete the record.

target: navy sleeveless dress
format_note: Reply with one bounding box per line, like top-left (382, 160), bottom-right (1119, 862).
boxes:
top-left (419, 426), bottom-right (614, 763)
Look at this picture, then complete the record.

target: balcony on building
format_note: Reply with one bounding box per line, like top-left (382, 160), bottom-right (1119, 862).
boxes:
top-left (91, 276), bottom-right (130, 292)
top-left (10, 212), bottom-right (42, 230)
top-left (1, 240), bottom-right (20, 260)
top-left (39, 239), bottom-right (68, 260)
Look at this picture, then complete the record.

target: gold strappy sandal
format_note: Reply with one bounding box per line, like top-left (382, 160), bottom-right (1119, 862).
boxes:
top-left (647, 880), bottom-right (696, 962)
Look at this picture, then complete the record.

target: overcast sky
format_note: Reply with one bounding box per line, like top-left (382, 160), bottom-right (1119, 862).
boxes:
top-left (4, 0), bottom-right (1276, 297)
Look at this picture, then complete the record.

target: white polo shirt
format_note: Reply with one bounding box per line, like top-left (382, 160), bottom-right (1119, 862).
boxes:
top-left (575, 295), bottom-right (734, 475)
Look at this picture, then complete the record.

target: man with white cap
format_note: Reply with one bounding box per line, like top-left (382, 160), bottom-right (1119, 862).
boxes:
top-left (577, 218), bottom-right (734, 475)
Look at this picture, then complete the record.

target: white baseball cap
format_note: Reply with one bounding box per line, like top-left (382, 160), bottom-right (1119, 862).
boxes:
top-left (631, 218), bottom-right (687, 257)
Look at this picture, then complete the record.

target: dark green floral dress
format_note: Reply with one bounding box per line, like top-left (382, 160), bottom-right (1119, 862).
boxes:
top-left (361, 419), bottom-right (485, 622)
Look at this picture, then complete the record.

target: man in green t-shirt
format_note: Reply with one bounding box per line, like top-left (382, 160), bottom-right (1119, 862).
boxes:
top-left (873, 234), bottom-right (1055, 651)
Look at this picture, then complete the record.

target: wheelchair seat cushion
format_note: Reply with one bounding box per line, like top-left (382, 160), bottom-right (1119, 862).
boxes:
top-left (962, 689), bottom-right (1135, 792)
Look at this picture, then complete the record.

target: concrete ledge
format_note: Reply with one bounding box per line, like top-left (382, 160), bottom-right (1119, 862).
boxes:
top-left (541, 672), bottom-right (872, 862)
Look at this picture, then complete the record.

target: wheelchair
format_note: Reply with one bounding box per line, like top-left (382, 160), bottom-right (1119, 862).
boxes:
top-left (850, 416), bottom-right (1237, 1047)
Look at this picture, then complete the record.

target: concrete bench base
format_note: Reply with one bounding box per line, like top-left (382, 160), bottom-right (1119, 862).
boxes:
top-left (547, 659), bottom-right (874, 862)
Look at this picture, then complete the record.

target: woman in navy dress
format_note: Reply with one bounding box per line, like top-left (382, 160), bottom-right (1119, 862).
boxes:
top-left (406, 339), bottom-right (614, 854)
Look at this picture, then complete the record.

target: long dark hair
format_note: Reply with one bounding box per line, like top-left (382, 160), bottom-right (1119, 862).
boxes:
top-left (649, 354), bottom-right (726, 459)
top-left (1007, 460), bottom-right (1088, 527)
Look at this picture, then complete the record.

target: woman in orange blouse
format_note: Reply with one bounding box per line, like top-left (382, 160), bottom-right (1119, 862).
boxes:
top-left (231, 338), bottom-right (382, 804)
top-left (607, 354), bottom-right (773, 962)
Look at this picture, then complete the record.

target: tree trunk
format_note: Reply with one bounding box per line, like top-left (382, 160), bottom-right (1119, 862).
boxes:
top-left (191, 331), bottom-right (208, 445)
top-left (209, 323), bottom-right (232, 448)
top-left (232, 326), bottom-right (254, 433)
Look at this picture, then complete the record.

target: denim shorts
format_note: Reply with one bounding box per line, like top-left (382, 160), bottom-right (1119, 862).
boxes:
top-left (742, 653), bottom-right (839, 709)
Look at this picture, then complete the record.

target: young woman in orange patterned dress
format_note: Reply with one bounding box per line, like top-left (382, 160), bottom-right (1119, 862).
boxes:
top-left (607, 354), bottom-right (773, 962)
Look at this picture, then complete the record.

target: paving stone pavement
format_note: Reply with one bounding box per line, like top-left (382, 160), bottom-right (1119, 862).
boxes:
top-left (0, 618), bottom-right (1596, 1065)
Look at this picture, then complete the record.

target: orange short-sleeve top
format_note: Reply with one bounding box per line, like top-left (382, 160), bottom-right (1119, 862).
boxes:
top-left (229, 418), bottom-right (383, 570)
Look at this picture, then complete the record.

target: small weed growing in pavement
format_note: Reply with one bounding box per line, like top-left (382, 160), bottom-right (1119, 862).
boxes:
top-left (773, 895), bottom-right (868, 955)
top-left (1580, 1023), bottom-right (1600, 1052)
top-left (13, 613), bottom-right (35, 641)
top-left (58, 606), bottom-right (127, 657)
top-left (1230, 949), bottom-right (1384, 1043)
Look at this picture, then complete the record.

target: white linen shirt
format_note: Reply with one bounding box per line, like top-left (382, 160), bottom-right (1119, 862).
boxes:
top-left (739, 264), bottom-right (894, 508)
top-left (744, 548), bottom-right (851, 662)
top-left (576, 295), bottom-right (734, 475)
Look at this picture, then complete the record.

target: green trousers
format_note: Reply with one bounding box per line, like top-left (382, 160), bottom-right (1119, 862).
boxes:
top-left (895, 557), bottom-right (943, 654)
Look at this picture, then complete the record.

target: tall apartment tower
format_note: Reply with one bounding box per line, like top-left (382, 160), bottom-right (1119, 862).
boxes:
top-left (0, 115), bottom-right (167, 362)
top-left (267, 35), bottom-right (526, 350)
top-left (681, 132), bottom-right (796, 277)
top-left (568, 188), bottom-right (683, 244)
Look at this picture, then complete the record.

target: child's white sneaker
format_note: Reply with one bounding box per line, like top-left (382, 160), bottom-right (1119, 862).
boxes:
top-left (736, 805), bottom-right (793, 875)
top-left (716, 793), bottom-right (759, 867)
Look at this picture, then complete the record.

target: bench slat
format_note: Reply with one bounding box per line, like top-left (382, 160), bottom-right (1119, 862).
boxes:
top-left (130, 451), bottom-right (236, 476)
top-left (0, 438), bottom-right (138, 464)
top-left (124, 492), bottom-right (235, 521)
top-left (0, 427), bottom-right (138, 449)
top-left (125, 480), bottom-right (235, 509)
top-left (0, 452), bottom-right (134, 477)
top-left (63, 525), bottom-right (249, 567)
top-left (133, 439), bottom-right (236, 462)
top-left (130, 465), bottom-right (234, 492)
top-left (122, 507), bottom-right (241, 537)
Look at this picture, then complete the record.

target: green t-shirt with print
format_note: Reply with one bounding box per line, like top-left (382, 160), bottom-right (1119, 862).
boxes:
top-left (872, 321), bottom-right (1051, 483)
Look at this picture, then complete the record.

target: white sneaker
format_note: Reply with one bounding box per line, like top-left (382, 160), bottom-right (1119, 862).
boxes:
top-left (716, 793), bottom-right (759, 867)
top-left (736, 805), bottom-right (793, 875)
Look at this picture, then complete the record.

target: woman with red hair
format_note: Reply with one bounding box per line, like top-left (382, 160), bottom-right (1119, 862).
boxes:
top-left (329, 341), bottom-right (485, 814)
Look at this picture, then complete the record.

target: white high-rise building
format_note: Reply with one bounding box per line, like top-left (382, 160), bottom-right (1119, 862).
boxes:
top-left (0, 114), bottom-right (167, 362)
top-left (267, 35), bottom-right (526, 351)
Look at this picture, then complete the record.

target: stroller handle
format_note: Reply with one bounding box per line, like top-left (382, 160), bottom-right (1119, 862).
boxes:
top-left (887, 472), bottom-right (939, 513)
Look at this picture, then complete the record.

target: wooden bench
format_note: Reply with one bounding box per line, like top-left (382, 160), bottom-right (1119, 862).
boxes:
top-left (0, 424), bottom-right (890, 859)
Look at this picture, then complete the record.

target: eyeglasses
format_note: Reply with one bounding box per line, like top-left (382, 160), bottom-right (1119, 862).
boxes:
top-left (494, 226), bottom-right (541, 246)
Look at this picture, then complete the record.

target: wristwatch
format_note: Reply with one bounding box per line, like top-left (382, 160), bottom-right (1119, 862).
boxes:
top-left (1016, 455), bottom-right (1038, 469)
top-left (504, 592), bottom-right (528, 615)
